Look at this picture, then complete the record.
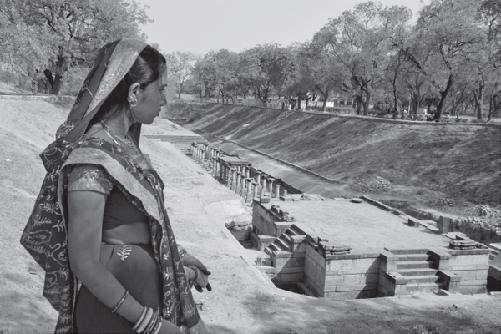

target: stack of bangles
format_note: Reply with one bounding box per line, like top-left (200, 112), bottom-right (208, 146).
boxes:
top-left (131, 306), bottom-right (163, 334)
top-left (111, 290), bottom-right (164, 334)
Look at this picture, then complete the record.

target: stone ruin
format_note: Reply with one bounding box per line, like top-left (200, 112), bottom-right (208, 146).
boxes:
top-left (188, 142), bottom-right (500, 299)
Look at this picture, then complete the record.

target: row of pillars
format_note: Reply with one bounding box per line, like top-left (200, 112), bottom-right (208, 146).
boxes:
top-left (190, 143), bottom-right (288, 203)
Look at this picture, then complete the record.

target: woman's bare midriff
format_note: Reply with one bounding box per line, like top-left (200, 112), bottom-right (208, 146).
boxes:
top-left (102, 222), bottom-right (150, 245)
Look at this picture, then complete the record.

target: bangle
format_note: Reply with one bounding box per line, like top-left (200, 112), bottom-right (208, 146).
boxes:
top-left (144, 310), bottom-right (159, 334)
top-left (136, 307), bottom-right (154, 333)
top-left (111, 290), bottom-right (129, 314)
top-left (132, 306), bottom-right (147, 331)
top-left (152, 317), bottom-right (162, 334)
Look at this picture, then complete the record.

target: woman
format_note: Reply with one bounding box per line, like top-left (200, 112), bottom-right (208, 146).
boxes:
top-left (20, 39), bottom-right (210, 334)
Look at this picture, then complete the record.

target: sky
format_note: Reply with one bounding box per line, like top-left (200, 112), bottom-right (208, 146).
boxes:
top-left (138, 0), bottom-right (431, 55)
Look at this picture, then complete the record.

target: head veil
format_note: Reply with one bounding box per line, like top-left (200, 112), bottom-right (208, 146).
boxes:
top-left (20, 39), bottom-right (149, 332)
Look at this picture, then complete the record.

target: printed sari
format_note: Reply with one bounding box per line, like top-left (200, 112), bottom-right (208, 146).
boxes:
top-left (20, 39), bottom-right (200, 333)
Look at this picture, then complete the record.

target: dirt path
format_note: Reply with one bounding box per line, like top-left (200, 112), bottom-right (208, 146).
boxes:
top-left (1, 98), bottom-right (500, 333)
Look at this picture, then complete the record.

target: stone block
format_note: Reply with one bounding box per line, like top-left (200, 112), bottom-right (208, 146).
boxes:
top-left (458, 285), bottom-right (487, 294)
top-left (325, 273), bottom-right (379, 288)
top-left (255, 234), bottom-right (276, 251)
top-left (458, 279), bottom-right (488, 286)
top-left (274, 271), bottom-right (304, 284)
top-left (438, 216), bottom-right (454, 234)
top-left (449, 270), bottom-right (479, 281)
top-left (380, 250), bottom-right (398, 272)
top-left (327, 257), bottom-right (379, 275)
top-left (324, 289), bottom-right (377, 300)
top-left (488, 266), bottom-right (501, 291)
top-left (378, 272), bottom-right (406, 297)
top-left (449, 254), bottom-right (489, 266)
top-left (488, 265), bottom-right (501, 280)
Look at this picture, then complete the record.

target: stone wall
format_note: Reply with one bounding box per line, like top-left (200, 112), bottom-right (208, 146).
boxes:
top-left (273, 252), bottom-right (306, 285)
top-left (304, 243), bottom-right (326, 297)
top-left (324, 254), bottom-right (381, 299)
top-left (252, 200), bottom-right (291, 237)
top-left (447, 249), bottom-right (490, 294)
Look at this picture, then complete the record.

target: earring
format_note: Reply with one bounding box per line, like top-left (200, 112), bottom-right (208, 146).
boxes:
top-left (128, 97), bottom-right (137, 107)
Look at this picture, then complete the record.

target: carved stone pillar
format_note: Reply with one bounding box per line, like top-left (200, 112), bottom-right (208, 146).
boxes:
top-left (268, 177), bottom-right (275, 197)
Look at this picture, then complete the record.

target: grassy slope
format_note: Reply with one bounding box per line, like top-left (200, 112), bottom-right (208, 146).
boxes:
top-left (166, 103), bottom-right (501, 218)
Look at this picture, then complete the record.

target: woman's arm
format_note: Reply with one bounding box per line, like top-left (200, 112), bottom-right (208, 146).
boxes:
top-left (67, 190), bottom-right (180, 333)
top-left (68, 190), bottom-right (142, 322)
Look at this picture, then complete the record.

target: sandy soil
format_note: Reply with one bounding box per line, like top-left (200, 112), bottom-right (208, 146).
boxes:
top-left (1, 97), bottom-right (501, 334)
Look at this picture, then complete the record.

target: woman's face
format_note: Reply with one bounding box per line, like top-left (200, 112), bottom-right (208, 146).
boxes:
top-left (133, 66), bottom-right (168, 124)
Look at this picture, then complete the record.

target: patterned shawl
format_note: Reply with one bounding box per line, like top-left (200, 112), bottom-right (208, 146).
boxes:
top-left (20, 39), bottom-right (199, 333)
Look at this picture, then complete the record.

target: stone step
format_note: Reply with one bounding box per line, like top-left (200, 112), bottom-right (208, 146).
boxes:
top-left (398, 268), bottom-right (438, 276)
top-left (264, 247), bottom-right (273, 258)
top-left (388, 248), bottom-right (429, 255)
top-left (404, 275), bottom-right (438, 284)
top-left (289, 225), bottom-right (306, 236)
top-left (395, 254), bottom-right (429, 262)
top-left (278, 234), bottom-right (290, 245)
top-left (405, 282), bottom-right (440, 294)
top-left (273, 238), bottom-right (290, 251)
top-left (397, 261), bottom-right (434, 270)
top-left (265, 244), bottom-right (279, 254)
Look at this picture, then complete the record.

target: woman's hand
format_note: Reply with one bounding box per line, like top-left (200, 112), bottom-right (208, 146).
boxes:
top-left (184, 266), bottom-right (211, 292)
top-left (181, 255), bottom-right (211, 292)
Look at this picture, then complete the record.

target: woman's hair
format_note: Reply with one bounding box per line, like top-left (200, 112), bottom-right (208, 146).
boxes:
top-left (90, 45), bottom-right (166, 125)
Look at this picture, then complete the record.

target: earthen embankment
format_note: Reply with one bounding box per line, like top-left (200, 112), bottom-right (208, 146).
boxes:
top-left (165, 102), bottom-right (501, 221)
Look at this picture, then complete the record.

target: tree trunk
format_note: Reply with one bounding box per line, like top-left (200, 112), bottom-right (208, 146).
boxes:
top-left (355, 94), bottom-right (362, 114)
top-left (435, 74), bottom-right (454, 121)
top-left (178, 81), bottom-right (185, 100)
top-left (410, 92), bottom-right (418, 119)
top-left (488, 95), bottom-right (494, 121)
top-left (391, 54), bottom-right (401, 119)
top-left (473, 81), bottom-right (484, 120)
top-left (322, 96), bottom-right (327, 111)
top-left (51, 46), bottom-right (66, 95)
top-left (362, 89), bottom-right (370, 115)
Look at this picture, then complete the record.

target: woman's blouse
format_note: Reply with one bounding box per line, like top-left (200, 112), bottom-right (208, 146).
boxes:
top-left (67, 165), bottom-right (148, 230)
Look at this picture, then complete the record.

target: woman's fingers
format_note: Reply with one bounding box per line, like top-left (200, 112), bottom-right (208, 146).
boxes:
top-left (181, 255), bottom-right (211, 276)
top-left (193, 269), bottom-right (211, 292)
top-left (184, 266), bottom-right (195, 286)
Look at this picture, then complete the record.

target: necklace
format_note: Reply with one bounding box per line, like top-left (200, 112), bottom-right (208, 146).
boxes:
top-left (100, 121), bottom-right (137, 149)
top-left (99, 121), bottom-right (152, 170)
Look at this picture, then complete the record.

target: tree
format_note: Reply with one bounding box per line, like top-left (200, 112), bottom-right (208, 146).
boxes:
top-left (477, 0), bottom-right (501, 120)
top-left (380, 5), bottom-right (412, 118)
top-left (398, 0), bottom-right (485, 120)
top-left (294, 43), bottom-right (349, 111)
top-left (0, 0), bottom-right (51, 80)
top-left (191, 49), bottom-right (242, 102)
top-left (240, 44), bottom-right (295, 106)
top-left (1, 0), bottom-right (150, 94)
top-left (165, 51), bottom-right (196, 99)
top-left (313, 2), bottom-right (410, 115)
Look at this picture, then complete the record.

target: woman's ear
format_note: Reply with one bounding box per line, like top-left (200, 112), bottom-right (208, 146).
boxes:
top-left (128, 83), bottom-right (141, 106)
